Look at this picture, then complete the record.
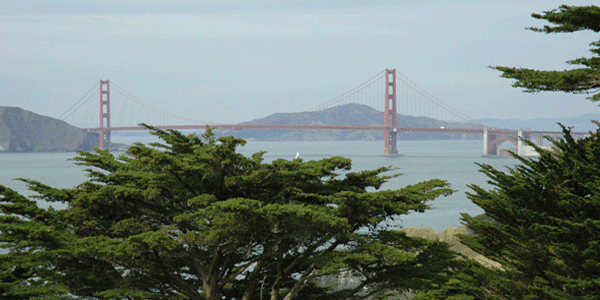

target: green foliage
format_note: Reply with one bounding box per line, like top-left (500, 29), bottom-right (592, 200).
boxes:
top-left (528, 5), bottom-right (600, 33)
top-left (0, 186), bottom-right (73, 299)
top-left (420, 6), bottom-right (600, 299)
top-left (417, 123), bottom-right (600, 299)
top-left (0, 125), bottom-right (456, 300)
top-left (412, 259), bottom-right (502, 300)
top-left (491, 5), bottom-right (600, 101)
top-left (459, 124), bottom-right (600, 299)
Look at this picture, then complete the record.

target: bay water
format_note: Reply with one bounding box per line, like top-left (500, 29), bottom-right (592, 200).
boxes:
top-left (0, 137), bottom-right (519, 232)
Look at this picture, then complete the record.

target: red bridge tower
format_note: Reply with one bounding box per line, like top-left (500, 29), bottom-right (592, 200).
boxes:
top-left (383, 68), bottom-right (398, 155)
top-left (99, 80), bottom-right (111, 150)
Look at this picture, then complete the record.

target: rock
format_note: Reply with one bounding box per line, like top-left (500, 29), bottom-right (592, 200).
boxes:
top-left (402, 226), bottom-right (501, 269)
top-left (401, 227), bottom-right (438, 240)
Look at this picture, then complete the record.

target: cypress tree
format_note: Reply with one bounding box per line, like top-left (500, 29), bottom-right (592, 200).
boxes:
top-left (1, 126), bottom-right (458, 299)
top-left (417, 5), bottom-right (600, 299)
top-left (491, 5), bottom-right (600, 101)
top-left (459, 124), bottom-right (600, 299)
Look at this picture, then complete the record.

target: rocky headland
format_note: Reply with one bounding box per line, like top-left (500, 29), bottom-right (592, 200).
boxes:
top-left (0, 106), bottom-right (98, 152)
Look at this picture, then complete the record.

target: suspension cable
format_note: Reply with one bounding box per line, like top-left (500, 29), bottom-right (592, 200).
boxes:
top-left (255, 70), bottom-right (386, 124)
top-left (395, 70), bottom-right (484, 125)
top-left (58, 81), bottom-right (99, 120)
top-left (110, 82), bottom-right (219, 125)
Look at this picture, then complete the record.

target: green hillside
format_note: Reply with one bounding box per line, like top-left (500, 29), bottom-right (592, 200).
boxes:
top-left (0, 107), bottom-right (98, 152)
top-left (216, 103), bottom-right (483, 141)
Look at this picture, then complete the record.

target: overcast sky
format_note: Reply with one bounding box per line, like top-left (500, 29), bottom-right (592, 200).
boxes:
top-left (2, 0), bottom-right (600, 127)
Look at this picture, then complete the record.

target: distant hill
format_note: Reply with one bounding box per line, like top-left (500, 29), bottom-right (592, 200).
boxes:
top-left (215, 104), bottom-right (600, 141)
top-left (0, 106), bottom-right (98, 152)
top-left (477, 113), bottom-right (600, 132)
top-left (6, 105), bottom-right (595, 149)
top-left (216, 103), bottom-right (483, 141)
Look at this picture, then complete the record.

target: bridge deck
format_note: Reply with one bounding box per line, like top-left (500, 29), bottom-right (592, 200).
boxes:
top-left (85, 124), bottom-right (588, 136)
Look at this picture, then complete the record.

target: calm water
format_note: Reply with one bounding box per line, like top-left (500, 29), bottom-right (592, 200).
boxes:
top-left (0, 137), bottom-right (519, 232)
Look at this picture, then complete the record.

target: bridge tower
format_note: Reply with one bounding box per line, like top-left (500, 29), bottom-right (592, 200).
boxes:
top-left (383, 68), bottom-right (398, 155)
top-left (99, 80), bottom-right (111, 150)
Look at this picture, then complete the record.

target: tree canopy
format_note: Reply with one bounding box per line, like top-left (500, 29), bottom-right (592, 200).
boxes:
top-left (414, 127), bottom-right (600, 300)
top-left (458, 124), bottom-right (600, 299)
top-left (416, 4), bottom-right (600, 299)
top-left (0, 126), bottom-right (457, 300)
top-left (492, 5), bottom-right (600, 101)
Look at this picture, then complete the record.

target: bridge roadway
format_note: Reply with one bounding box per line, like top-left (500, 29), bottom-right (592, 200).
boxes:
top-left (85, 124), bottom-right (582, 136)
top-left (86, 124), bottom-right (590, 156)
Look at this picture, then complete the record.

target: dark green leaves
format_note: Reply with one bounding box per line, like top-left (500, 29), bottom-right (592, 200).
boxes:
top-left (529, 5), bottom-right (600, 33)
top-left (458, 124), bottom-right (600, 299)
top-left (492, 5), bottom-right (600, 102)
top-left (0, 126), bottom-right (456, 300)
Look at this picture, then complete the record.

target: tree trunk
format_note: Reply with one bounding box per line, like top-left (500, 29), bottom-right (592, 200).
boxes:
top-left (202, 247), bottom-right (223, 300)
top-left (270, 245), bottom-right (284, 300)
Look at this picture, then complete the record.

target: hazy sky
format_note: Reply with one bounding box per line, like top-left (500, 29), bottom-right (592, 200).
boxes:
top-left (2, 0), bottom-right (600, 127)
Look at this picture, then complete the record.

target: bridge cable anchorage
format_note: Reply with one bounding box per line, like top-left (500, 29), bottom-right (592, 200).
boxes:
top-left (110, 82), bottom-right (219, 126)
top-left (255, 70), bottom-right (386, 125)
top-left (395, 70), bottom-right (485, 126)
top-left (58, 81), bottom-right (100, 120)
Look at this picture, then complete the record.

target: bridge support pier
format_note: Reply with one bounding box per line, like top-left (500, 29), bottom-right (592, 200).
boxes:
top-left (517, 128), bottom-right (523, 157)
top-left (483, 127), bottom-right (528, 157)
top-left (483, 127), bottom-right (488, 155)
top-left (383, 69), bottom-right (399, 156)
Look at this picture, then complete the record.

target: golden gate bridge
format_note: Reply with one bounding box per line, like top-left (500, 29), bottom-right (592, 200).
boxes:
top-left (59, 69), bottom-right (587, 156)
